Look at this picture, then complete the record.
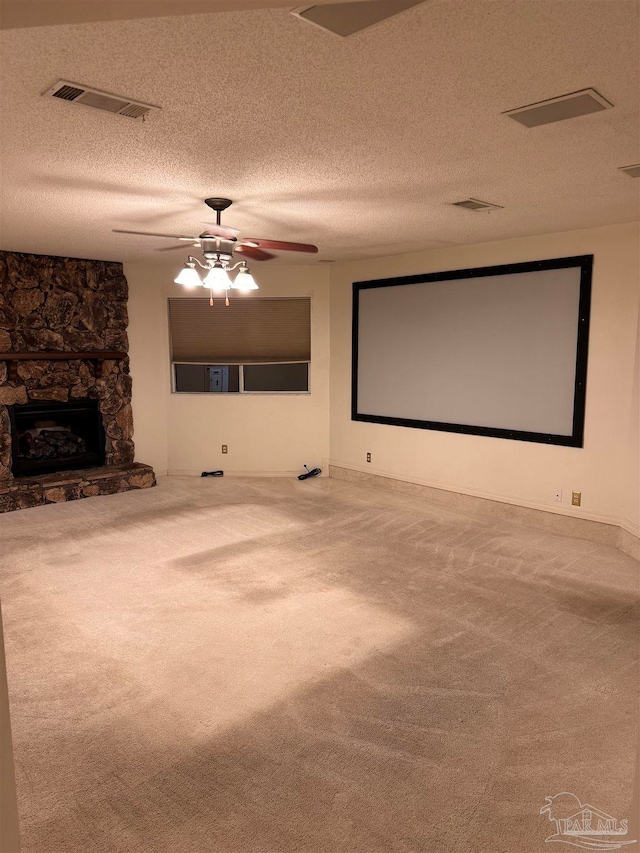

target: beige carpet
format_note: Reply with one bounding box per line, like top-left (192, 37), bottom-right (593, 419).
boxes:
top-left (0, 475), bottom-right (638, 853)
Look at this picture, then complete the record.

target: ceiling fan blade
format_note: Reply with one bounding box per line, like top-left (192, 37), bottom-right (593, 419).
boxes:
top-left (113, 229), bottom-right (200, 241)
top-left (154, 244), bottom-right (197, 252)
top-left (234, 245), bottom-right (275, 261)
top-left (201, 223), bottom-right (241, 239)
top-left (241, 238), bottom-right (318, 253)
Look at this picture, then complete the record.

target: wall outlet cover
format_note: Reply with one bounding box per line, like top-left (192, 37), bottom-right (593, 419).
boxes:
top-left (572, 491), bottom-right (582, 506)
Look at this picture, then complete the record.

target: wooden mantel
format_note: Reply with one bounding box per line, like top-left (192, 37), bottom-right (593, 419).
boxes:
top-left (2, 351), bottom-right (127, 382)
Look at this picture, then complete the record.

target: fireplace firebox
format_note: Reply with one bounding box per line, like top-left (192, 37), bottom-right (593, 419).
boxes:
top-left (8, 400), bottom-right (105, 477)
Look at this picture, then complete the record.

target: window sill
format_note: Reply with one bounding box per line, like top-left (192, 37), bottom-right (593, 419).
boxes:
top-left (171, 391), bottom-right (311, 396)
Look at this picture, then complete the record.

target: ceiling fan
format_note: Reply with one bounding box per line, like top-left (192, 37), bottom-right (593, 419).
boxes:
top-left (113, 197), bottom-right (318, 305)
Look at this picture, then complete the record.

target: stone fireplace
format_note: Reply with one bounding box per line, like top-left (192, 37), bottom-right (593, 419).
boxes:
top-left (0, 250), bottom-right (155, 512)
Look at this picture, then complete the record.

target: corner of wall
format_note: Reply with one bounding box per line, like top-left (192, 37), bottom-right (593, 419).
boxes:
top-left (124, 261), bottom-right (170, 476)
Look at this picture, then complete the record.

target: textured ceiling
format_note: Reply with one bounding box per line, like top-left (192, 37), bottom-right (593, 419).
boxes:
top-left (0, 0), bottom-right (372, 30)
top-left (0, 0), bottom-right (638, 265)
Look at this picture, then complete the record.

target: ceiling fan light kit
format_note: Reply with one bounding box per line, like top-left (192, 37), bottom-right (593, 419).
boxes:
top-left (116, 198), bottom-right (317, 308)
top-left (233, 267), bottom-right (259, 291)
top-left (173, 263), bottom-right (202, 288)
top-left (174, 256), bottom-right (257, 307)
top-left (202, 262), bottom-right (232, 291)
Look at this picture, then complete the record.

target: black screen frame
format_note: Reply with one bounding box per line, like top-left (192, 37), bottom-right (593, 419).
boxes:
top-left (351, 255), bottom-right (593, 447)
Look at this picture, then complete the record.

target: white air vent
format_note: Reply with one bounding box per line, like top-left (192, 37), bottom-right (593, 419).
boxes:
top-left (503, 88), bottom-right (612, 128)
top-left (452, 198), bottom-right (503, 212)
top-left (291, 1), bottom-right (426, 37)
top-left (618, 164), bottom-right (640, 178)
top-left (43, 80), bottom-right (160, 121)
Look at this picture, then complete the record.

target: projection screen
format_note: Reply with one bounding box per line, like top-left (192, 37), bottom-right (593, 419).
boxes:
top-left (352, 256), bottom-right (592, 446)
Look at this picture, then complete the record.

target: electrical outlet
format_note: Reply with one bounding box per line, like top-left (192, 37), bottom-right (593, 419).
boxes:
top-left (554, 489), bottom-right (562, 502)
top-left (366, 452), bottom-right (371, 463)
top-left (572, 491), bottom-right (581, 506)
top-left (221, 445), bottom-right (228, 454)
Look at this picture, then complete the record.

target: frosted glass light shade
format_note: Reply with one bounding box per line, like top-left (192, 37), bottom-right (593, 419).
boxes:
top-left (203, 265), bottom-right (231, 291)
top-left (174, 266), bottom-right (202, 288)
top-left (232, 269), bottom-right (259, 291)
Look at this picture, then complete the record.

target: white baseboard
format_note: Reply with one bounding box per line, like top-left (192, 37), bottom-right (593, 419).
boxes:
top-left (619, 517), bottom-right (640, 539)
top-left (167, 469), bottom-right (318, 478)
top-left (329, 462), bottom-right (639, 562)
top-left (617, 526), bottom-right (640, 561)
top-left (329, 459), bottom-right (621, 525)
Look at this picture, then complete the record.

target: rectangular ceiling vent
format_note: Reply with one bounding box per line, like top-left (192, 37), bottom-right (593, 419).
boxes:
top-left (43, 80), bottom-right (160, 121)
top-left (291, 1), bottom-right (426, 37)
top-left (618, 164), bottom-right (640, 178)
top-left (503, 88), bottom-right (613, 128)
top-left (452, 198), bottom-right (503, 212)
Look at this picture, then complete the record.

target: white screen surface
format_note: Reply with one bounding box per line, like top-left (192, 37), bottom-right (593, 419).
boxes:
top-left (356, 266), bottom-right (583, 437)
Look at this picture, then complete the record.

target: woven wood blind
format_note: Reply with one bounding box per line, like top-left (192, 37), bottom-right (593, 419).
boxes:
top-left (169, 297), bottom-right (311, 363)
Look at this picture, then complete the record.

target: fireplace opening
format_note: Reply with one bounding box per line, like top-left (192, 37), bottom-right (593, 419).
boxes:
top-left (8, 400), bottom-right (105, 477)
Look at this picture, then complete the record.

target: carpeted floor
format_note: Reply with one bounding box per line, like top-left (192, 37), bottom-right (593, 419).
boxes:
top-left (0, 475), bottom-right (638, 853)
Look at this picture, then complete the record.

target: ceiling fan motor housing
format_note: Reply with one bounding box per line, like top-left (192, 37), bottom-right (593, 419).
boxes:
top-left (200, 236), bottom-right (235, 260)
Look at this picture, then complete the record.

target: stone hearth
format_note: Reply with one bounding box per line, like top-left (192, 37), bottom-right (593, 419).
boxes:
top-left (0, 250), bottom-right (156, 511)
top-left (0, 463), bottom-right (155, 513)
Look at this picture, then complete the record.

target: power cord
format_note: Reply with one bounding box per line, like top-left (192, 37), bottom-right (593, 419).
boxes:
top-left (298, 464), bottom-right (321, 481)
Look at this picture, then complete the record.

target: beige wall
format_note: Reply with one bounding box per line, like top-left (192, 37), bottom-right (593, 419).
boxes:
top-left (125, 222), bottom-right (638, 536)
top-left (329, 223), bottom-right (640, 535)
top-left (0, 603), bottom-right (20, 853)
top-left (125, 259), bottom-right (330, 478)
top-left (626, 301), bottom-right (640, 534)
top-left (127, 263), bottom-right (170, 475)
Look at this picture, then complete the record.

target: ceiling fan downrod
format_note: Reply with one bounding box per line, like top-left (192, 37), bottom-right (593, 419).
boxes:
top-left (204, 198), bottom-right (233, 229)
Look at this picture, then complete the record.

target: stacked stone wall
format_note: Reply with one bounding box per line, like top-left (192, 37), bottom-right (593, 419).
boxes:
top-left (0, 251), bottom-right (154, 508)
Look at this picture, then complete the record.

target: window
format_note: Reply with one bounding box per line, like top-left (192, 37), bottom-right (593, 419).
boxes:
top-left (243, 362), bottom-right (308, 392)
top-left (169, 297), bottom-right (311, 394)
